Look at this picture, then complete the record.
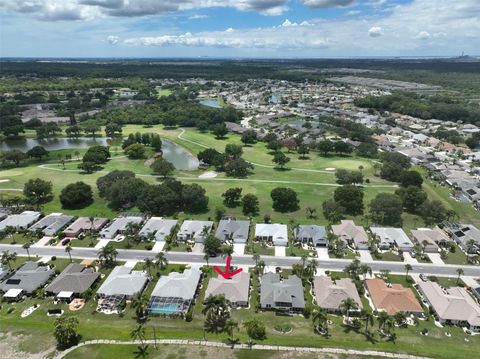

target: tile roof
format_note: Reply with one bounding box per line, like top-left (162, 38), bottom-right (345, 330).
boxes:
top-left (366, 278), bottom-right (423, 315)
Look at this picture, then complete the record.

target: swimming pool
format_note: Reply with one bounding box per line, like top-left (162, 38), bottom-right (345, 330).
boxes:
top-left (149, 304), bottom-right (179, 315)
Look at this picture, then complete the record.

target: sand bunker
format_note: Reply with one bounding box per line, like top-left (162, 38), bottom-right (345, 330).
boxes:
top-left (198, 171), bottom-right (218, 179)
top-left (325, 167), bottom-right (336, 171)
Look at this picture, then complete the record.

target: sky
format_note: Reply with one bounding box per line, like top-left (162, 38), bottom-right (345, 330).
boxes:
top-left (0, 0), bottom-right (479, 58)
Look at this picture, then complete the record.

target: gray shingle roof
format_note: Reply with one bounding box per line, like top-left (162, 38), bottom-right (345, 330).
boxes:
top-left (100, 216), bottom-right (143, 239)
top-left (0, 262), bottom-right (53, 294)
top-left (45, 263), bottom-right (100, 295)
top-left (29, 213), bottom-right (74, 236)
top-left (0, 211), bottom-right (41, 231)
top-left (295, 225), bottom-right (327, 245)
top-left (139, 218), bottom-right (178, 241)
top-left (260, 272), bottom-right (305, 310)
top-left (215, 219), bottom-right (250, 243)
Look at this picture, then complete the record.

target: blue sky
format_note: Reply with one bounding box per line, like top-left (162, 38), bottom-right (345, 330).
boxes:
top-left (0, 0), bottom-right (479, 58)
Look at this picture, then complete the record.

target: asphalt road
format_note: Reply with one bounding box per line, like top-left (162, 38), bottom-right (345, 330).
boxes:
top-left (2, 243), bottom-right (480, 277)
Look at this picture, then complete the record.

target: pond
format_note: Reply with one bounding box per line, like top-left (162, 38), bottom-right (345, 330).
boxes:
top-left (199, 99), bottom-right (223, 108)
top-left (0, 136), bottom-right (199, 170)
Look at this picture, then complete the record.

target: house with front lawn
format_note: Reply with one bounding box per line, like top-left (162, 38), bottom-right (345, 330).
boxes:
top-left (64, 217), bottom-right (108, 238)
top-left (215, 218), bottom-right (250, 244)
top-left (442, 222), bottom-right (480, 254)
top-left (29, 213), bottom-right (74, 236)
top-left (176, 220), bottom-right (214, 243)
top-left (331, 220), bottom-right (369, 250)
top-left (411, 228), bottom-right (450, 253)
top-left (97, 266), bottom-right (148, 300)
top-left (260, 272), bottom-right (305, 313)
top-left (295, 225), bottom-right (327, 247)
top-left (45, 263), bottom-right (100, 299)
top-left (99, 215), bottom-right (144, 240)
top-left (365, 278), bottom-right (423, 315)
top-left (255, 223), bottom-right (288, 247)
top-left (0, 211), bottom-right (41, 232)
top-left (313, 275), bottom-right (363, 313)
top-left (0, 262), bottom-right (54, 299)
top-left (417, 281), bottom-right (480, 332)
top-left (148, 268), bottom-right (201, 316)
top-left (138, 218), bottom-right (178, 241)
top-left (205, 271), bottom-right (250, 308)
top-left (370, 227), bottom-right (414, 252)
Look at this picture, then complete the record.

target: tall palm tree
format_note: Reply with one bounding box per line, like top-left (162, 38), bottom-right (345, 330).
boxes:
top-left (456, 268), bottom-right (464, 284)
top-left (130, 323), bottom-right (146, 344)
top-left (155, 251), bottom-right (168, 271)
top-left (301, 254), bottom-right (308, 267)
top-left (256, 260), bottom-right (265, 275)
top-left (1, 250), bottom-right (17, 270)
top-left (143, 258), bottom-right (154, 277)
top-left (131, 293), bottom-right (149, 322)
top-left (88, 216), bottom-right (96, 236)
top-left (359, 264), bottom-right (372, 279)
top-left (339, 298), bottom-right (357, 322)
top-left (404, 264), bottom-right (412, 278)
top-left (361, 310), bottom-right (375, 334)
top-left (23, 242), bottom-right (32, 260)
top-left (394, 311), bottom-right (407, 326)
top-left (203, 253), bottom-right (210, 266)
top-left (65, 244), bottom-right (73, 262)
top-left (377, 311), bottom-right (390, 331)
top-left (223, 246), bottom-right (234, 258)
top-left (225, 318), bottom-right (239, 344)
top-left (98, 243), bottom-right (118, 267)
top-left (312, 307), bottom-right (328, 334)
top-left (306, 259), bottom-right (318, 280)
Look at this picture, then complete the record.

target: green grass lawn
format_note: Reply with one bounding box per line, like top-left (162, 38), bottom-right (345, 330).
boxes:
top-left (329, 249), bottom-right (358, 260)
top-left (443, 243), bottom-right (469, 265)
top-left (108, 239), bottom-right (153, 251)
top-left (373, 251), bottom-right (403, 262)
top-left (0, 232), bottom-right (40, 245)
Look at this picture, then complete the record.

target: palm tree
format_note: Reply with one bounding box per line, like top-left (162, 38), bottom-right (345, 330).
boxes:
top-left (130, 323), bottom-right (146, 344)
top-left (1, 250), bottom-right (17, 270)
top-left (88, 216), bottom-right (96, 236)
top-left (223, 246), bottom-right (234, 258)
top-left (361, 309), bottom-right (375, 335)
top-left (202, 294), bottom-right (231, 339)
top-left (393, 311), bottom-right (407, 327)
top-left (204, 253), bottom-right (210, 266)
top-left (339, 298), bottom-right (358, 322)
top-left (359, 264), bottom-right (372, 279)
top-left (256, 260), bottom-right (265, 275)
top-left (65, 244), bottom-right (73, 262)
top-left (466, 239), bottom-right (477, 254)
top-left (97, 243), bottom-right (118, 267)
top-left (312, 307), bottom-right (328, 334)
top-left (421, 240), bottom-right (429, 254)
top-left (131, 293), bottom-right (149, 322)
top-left (305, 259), bottom-right (318, 280)
top-left (155, 251), bottom-right (168, 271)
top-left (252, 254), bottom-right (260, 266)
top-left (456, 268), bottom-right (464, 284)
top-left (23, 242), bottom-right (32, 260)
top-left (404, 264), bottom-right (412, 278)
top-left (143, 258), bottom-right (154, 277)
top-left (377, 311), bottom-right (390, 332)
top-left (225, 318), bottom-right (239, 346)
top-left (301, 254), bottom-right (308, 267)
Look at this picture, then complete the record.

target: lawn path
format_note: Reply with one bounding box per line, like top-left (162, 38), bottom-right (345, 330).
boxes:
top-left (57, 339), bottom-right (433, 359)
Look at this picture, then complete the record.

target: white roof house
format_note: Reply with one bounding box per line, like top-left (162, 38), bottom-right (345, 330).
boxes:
top-left (96, 266), bottom-right (148, 299)
top-left (255, 223), bottom-right (288, 247)
top-left (138, 218), bottom-right (178, 241)
top-left (418, 281), bottom-right (480, 332)
top-left (176, 220), bottom-right (213, 243)
top-left (100, 216), bottom-right (143, 239)
top-left (0, 211), bottom-right (41, 231)
top-left (371, 227), bottom-right (414, 252)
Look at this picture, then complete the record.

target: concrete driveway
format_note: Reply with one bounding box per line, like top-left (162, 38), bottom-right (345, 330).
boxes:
top-left (358, 250), bottom-right (373, 262)
top-left (152, 241), bottom-right (166, 252)
top-left (275, 246), bottom-right (286, 257)
top-left (233, 243), bottom-right (245, 255)
top-left (428, 253), bottom-right (445, 265)
top-left (94, 239), bottom-right (110, 249)
top-left (316, 247), bottom-right (329, 260)
top-left (403, 252), bottom-right (418, 264)
top-left (32, 236), bottom-right (52, 247)
top-left (192, 243), bottom-right (204, 253)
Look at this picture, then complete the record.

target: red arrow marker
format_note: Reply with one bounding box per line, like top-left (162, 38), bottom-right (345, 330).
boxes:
top-left (213, 256), bottom-right (243, 280)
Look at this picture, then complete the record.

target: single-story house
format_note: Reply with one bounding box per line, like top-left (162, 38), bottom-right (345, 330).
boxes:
top-left (99, 215), bottom-right (144, 240)
top-left (255, 224), bottom-right (288, 247)
top-left (176, 220), bottom-right (214, 243)
top-left (442, 223), bottom-right (480, 254)
top-left (0, 262), bottom-right (54, 296)
top-left (29, 213), bottom-right (74, 236)
top-left (331, 220), bottom-right (369, 250)
top-left (295, 225), bottom-right (327, 247)
top-left (370, 227), bottom-right (414, 252)
top-left (417, 281), bottom-right (480, 332)
top-left (138, 218), bottom-right (178, 241)
top-left (64, 217), bottom-right (108, 238)
top-left (148, 268), bottom-right (201, 316)
top-left (96, 266), bottom-right (148, 300)
top-left (215, 219), bottom-right (250, 244)
top-left (0, 266), bottom-right (11, 282)
top-left (45, 263), bottom-right (100, 298)
top-left (411, 228), bottom-right (450, 253)
top-left (204, 271), bottom-right (250, 308)
top-left (365, 278), bottom-right (423, 315)
top-left (260, 272), bottom-right (305, 313)
top-left (0, 211), bottom-right (41, 231)
top-left (313, 275), bottom-right (363, 312)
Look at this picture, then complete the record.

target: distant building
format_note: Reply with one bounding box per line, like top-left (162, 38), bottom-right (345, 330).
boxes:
top-left (255, 224), bottom-right (288, 247)
top-left (176, 220), bottom-right (213, 243)
top-left (370, 227), bottom-right (414, 252)
top-left (64, 217), bottom-right (108, 238)
top-left (0, 211), bottom-right (41, 231)
top-left (29, 213), bottom-right (74, 236)
top-left (138, 218), bottom-right (178, 241)
top-left (331, 220), bottom-right (369, 250)
top-left (411, 228), bottom-right (450, 253)
top-left (442, 222), bottom-right (480, 254)
top-left (100, 215), bottom-right (144, 240)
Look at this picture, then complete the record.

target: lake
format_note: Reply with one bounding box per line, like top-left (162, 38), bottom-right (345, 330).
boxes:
top-left (0, 137), bottom-right (199, 170)
top-left (199, 99), bottom-right (223, 108)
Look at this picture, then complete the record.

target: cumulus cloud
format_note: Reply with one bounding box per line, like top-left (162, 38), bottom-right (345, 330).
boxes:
top-left (415, 31), bottom-right (431, 40)
top-left (188, 14), bottom-right (209, 20)
top-left (300, 0), bottom-right (355, 8)
top-left (368, 26), bottom-right (383, 37)
top-left (107, 35), bottom-right (119, 44)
